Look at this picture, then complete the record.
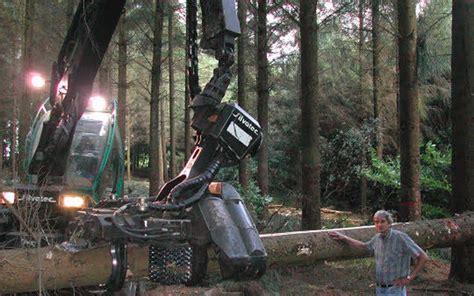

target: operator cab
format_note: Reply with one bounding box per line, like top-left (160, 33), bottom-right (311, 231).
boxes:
top-left (24, 95), bottom-right (124, 205)
top-left (66, 112), bottom-right (109, 187)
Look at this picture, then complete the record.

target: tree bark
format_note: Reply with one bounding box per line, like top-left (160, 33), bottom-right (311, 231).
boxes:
top-left (118, 15), bottom-right (128, 151)
top-left (257, 0), bottom-right (269, 196)
top-left (66, 0), bottom-right (74, 25)
top-left (0, 134), bottom-right (3, 180)
top-left (12, 72), bottom-right (18, 180)
top-left (1, 212), bottom-right (473, 293)
top-left (299, 0), bottom-right (321, 230)
top-left (160, 94), bottom-right (168, 181)
top-left (393, 2), bottom-right (400, 152)
top-left (450, 0), bottom-right (474, 283)
top-left (149, 0), bottom-right (165, 196)
top-left (238, 0), bottom-right (249, 188)
top-left (184, 76), bottom-right (192, 162)
top-left (0, 58), bottom-right (4, 179)
top-left (98, 55), bottom-right (112, 99)
top-left (398, 0), bottom-right (421, 221)
top-left (126, 118), bottom-right (132, 180)
top-left (19, 0), bottom-right (35, 180)
top-left (359, 0), bottom-right (368, 217)
top-left (10, 36), bottom-right (18, 181)
top-left (168, 1), bottom-right (177, 178)
top-left (184, 0), bottom-right (196, 161)
top-left (371, 0), bottom-right (383, 158)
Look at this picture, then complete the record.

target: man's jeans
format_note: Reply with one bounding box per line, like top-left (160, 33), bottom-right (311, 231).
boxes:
top-left (376, 286), bottom-right (407, 296)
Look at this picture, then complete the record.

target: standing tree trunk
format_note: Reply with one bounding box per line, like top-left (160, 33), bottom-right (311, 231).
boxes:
top-left (359, 0), bottom-right (368, 217)
top-left (393, 3), bottom-right (400, 151)
top-left (184, 0), bottom-right (197, 161)
top-left (371, 0), bottom-right (383, 158)
top-left (168, 1), bottom-right (177, 177)
top-left (450, 0), bottom-right (474, 283)
top-left (126, 117), bottom-right (132, 180)
top-left (257, 0), bottom-right (269, 196)
top-left (0, 123), bottom-right (3, 180)
top-left (398, 0), bottom-right (421, 221)
top-left (0, 58), bottom-right (4, 180)
top-left (66, 0), bottom-right (74, 26)
top-left (0, 143), bottom-right (3, 181)
top-left (300, 0), bottom-right (321, 230)
top-left (238, 0), bottom-right (249, 188)
top-left (12, 105), bottom-right (17, 180)
top-left (98, 55), bottom-right (112, 99)
top-left (160, 94), bottom-right (168, 181)
top-left (11, 35), bottom-right (19, 181)
top-left (149, 0), bottom-right (165, 196)
top-left (118, 14), bottom-right (129, 179)
top-left (19, 0), bottom-right (35, 180)
top-left (184, 74), bottom-right (192, 162)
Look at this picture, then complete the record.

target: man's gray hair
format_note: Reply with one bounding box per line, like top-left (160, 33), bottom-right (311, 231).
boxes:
top-left (373, 210), bottom-right (394, 224)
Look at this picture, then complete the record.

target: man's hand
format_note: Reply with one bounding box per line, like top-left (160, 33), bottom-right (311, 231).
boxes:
top-left (393, 276), bottom-right (411, 287)
top-left (328, 231), bottom-right (346, 241)
top-left (328, 231), bottom-right (367, 249)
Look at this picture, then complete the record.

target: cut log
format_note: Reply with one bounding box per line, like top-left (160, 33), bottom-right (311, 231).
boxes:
top-left (0, 212), bottom-right (473, 293)
top-left (261, 211), bottom-right (474, 267)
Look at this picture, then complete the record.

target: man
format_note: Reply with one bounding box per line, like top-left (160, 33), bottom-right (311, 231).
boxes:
top-left (328, 210), bottom-right (429, 296)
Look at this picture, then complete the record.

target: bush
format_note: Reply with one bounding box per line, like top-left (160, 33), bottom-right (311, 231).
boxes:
top-left (320, 120), bottom-right (376, 208)
top-left (235, 181), bottom-right (273, 218)
top-left (362, 141), bottom-right (451, 213)
top-left (421, 203), bottom-right (450, 219)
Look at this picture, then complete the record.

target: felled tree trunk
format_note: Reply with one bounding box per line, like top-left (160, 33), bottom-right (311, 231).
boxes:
top-left (261, 211), bottom-right (474, 267)
top-left (1, 212), bottom-right (473, 293)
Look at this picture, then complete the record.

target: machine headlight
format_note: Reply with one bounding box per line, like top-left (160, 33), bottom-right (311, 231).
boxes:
top-left (0, 191), bottom-right (15, 204)
top-left (59, 194), bottom-right (87, 208)
top-left (88, 96), bottom-right (107, 112)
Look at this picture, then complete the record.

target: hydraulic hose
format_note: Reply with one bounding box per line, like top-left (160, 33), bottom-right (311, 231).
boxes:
top-left (110, 156), bottom-right (222, 239)
top-left (150, 156), bottom-right (223, 211)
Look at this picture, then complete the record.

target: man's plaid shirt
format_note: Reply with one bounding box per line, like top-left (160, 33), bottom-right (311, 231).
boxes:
top-left (365, 228), bottom-right (423, 285)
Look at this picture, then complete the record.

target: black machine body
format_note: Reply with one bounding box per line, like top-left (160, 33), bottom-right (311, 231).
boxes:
top-left (206, 103), bottom-right (262, 162)
top-left (6, 0), bottom-right (269, 292)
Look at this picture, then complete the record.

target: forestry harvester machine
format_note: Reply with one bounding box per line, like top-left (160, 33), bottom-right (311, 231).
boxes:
top-left (1, 0), bottom-right (266, 291)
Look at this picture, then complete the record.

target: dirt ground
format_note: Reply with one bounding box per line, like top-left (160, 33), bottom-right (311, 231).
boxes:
top-left (142, 259), bottom-right (474, 296)
top-left (139, 205), bottom-right (474, 296)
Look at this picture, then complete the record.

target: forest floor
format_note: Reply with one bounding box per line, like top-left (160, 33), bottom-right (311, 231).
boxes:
top-left (143, 259), bottom-right (472, 296)
top-left (125, 180), bottom-right (474, 296)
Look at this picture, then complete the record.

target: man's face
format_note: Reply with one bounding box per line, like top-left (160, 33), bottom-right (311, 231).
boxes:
top-left (373, 215), bottom-right (391, 234)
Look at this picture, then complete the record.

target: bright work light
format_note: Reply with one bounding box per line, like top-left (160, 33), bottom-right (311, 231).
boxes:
top-left (30, 73), bottom-right (46, 89)
top-left (59, 194), bottom-right (87, 208)
top-left (0, 191), bottom-right (15, 204)
top-left (89, 96), bottom-right (107, 111)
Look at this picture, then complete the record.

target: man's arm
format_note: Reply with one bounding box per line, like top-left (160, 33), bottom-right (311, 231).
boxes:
top-left (394, 251), bottom-right (429, 287)
top-left (410, 251), bottom-right (429, 279)
top-left (328, 231), bottom-right (367, 249)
